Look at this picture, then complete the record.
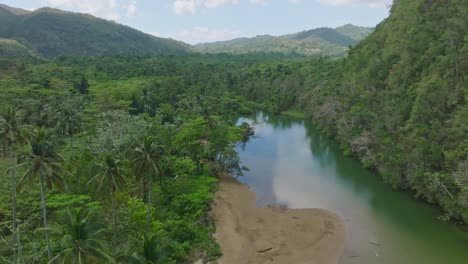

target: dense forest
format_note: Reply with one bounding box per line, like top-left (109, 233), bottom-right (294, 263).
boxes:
top-left (0, 0), bottom-right (467, 263)
top-left (195, 24), bottom-right (373, 57)
top-left (302, 0), bottom-right (468, 222)
top-left (0, 52), bottom-right (321, 263)
top-left (0, 5), bottom-right (192, 58)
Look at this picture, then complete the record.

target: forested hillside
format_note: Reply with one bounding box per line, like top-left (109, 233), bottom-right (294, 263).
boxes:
top-left (195, 25), bottom-right (373, 57)
top-left (193, 0), bottom-right (468, 223)
top-left (0, 0), bottom-right (467, 263)
top-left (0, 38), bottom-right (38, 58)
top-left (300, 0), bottom-right (468, 221)
top-left (0, 4), bottom-right (192, 58)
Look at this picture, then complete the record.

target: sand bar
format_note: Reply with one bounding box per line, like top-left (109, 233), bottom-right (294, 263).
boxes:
top-left (211, 173), bottom-right (346, 264)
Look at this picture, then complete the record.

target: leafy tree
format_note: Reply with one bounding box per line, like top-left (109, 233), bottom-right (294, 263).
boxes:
top-left (54, 97), bottom-right (83, 159)
top-left (46, 207), bottom-right (115, 264)
top-left (16, 128), bottom-right (66, 260)
top-left (0, 107), bottom-right (31, 263)
top-left (75, 77), bottom-right (89, 95)
top-left (132, 136), bottom-right (166, 230)
top-left (118, 235), bottom-right (166, 264)
top-left (88, 154), bottom-right (126, 247)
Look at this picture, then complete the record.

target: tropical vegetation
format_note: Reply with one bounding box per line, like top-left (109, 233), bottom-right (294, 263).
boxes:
top-left (0, 0), bottom-right (467, 263)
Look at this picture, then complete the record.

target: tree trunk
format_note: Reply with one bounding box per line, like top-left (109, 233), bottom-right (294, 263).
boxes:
top-left (111, 188), bottom-right (117, 253)
top-left (9, 143), bottom-right (18, 263)
top-left (142, 179), bottom-right (147, 200)
top-left (2, 140), bottom-right (7, 158)
top-left (146, 173), bottom-right (152, 232)
top-left (39, 168), bottom-right (52, 260)
top-left (70, 136), bottom-right (73, 160)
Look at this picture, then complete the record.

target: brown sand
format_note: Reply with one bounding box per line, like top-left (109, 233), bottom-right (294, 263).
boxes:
top-left (211, 174), bottom-right (346, 264)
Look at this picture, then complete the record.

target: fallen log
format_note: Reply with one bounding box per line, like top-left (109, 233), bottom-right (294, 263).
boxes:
top-left (257, 247), bottom-right (273, 253)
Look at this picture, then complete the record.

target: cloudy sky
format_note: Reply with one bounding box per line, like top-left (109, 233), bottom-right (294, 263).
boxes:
top-left (3, 0), bottom-right (392, 44)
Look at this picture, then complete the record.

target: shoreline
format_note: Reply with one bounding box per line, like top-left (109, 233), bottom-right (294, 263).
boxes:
top-left (211, 173), bottom-right (346, 264)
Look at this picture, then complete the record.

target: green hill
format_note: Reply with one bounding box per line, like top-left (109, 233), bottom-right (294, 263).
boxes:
top-left (0, 4), bottom-right (193, 58)
top-left (305, 0), bottom-right (468, 221)
top-left (195, 25), bottom-right (373, 57)
top-left (0, 38), bottom-right (38, 58)
top-left (0, 3), bottom-right (30, 15)
top-left (335, 24), bottom-right (374, 41)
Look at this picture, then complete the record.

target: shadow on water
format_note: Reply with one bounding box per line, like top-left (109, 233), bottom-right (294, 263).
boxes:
top-left (236, 112), bottom-right (468, 264)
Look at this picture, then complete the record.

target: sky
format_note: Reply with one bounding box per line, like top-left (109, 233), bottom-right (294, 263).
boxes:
top-left (2, 0), bottom-right (392, 44)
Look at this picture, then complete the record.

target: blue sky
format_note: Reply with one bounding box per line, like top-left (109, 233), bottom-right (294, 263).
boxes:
top-left (2, 0), bottom-right (392, 44)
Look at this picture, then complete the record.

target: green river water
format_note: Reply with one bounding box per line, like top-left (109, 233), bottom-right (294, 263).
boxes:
top-left (236, 112), bottom-right (468, 264)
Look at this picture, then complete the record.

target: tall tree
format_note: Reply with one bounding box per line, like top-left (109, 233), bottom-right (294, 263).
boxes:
top-left (118, 235), bottom-right (166, 264)
top-left (46, 207), bottom-right (115, 264)
top-left (133, 136), bottom-right (166, 230)
top-left (75, 77), bottom-right (90, 95)
top-left (0, 107), bottom-right (31, 263)
top-left (16, 128), bottom-right (65, 260)
top-left (88, 154), bottom-right (126, 248)
top-left (54, 99), bottom-right (83, 159)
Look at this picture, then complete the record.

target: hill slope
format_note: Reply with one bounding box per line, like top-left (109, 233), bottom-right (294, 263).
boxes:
top-left (195, 25), bottom-right (373, 57)
top-left (0, 4), bottom-right (192, 58)
top-left (0, 3), bottom-right (30, 15)
top-left (304, 0), bottom-right (468, 221)
top-left (0, 38), bottom-right (38, 58)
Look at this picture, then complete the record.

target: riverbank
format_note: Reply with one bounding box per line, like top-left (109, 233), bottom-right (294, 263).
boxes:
top-left (211, 173), bottom-right (345, 264)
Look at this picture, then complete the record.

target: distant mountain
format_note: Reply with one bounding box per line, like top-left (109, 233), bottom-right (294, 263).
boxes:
top-left (0, 4), bottom-right (193, 58)
top-left (0, 38), bottom-right (38, 58)
top-left (335, 24), bottom-right (374, 41)
top-left (195, 25), bottom-right (373, 57)
top-left (0, 3), bottom-right (31, 15)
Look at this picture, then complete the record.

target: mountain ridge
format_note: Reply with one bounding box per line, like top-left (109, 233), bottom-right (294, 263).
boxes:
top-left (0, 3), bottom-right (193, 58)
top-left (195, 25), bottom-right (373, 57)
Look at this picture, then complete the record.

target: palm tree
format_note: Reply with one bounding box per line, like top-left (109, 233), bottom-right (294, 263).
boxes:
top-left (0, 107), bottom-right (31, 263)
top-left (46, 207), bottom-right (115, 264)
top-left (138, 89), bottom-right (154, 116)
top-left (16, 128), bottom-right (66, 260)
top-left (54, 102), bottom-right (82, 159)
top-left (133, 137), bottom-right (166, 230)
top-left (88, 154), bottom-right (126, 246)
top-left (117, 235), bottom-right (166, 264)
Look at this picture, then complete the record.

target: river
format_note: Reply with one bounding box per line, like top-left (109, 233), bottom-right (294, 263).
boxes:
top-left (236, 112), bottom-right (468, 264)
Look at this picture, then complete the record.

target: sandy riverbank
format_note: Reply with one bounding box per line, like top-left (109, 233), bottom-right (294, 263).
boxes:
top-left (211, 173), bottom-right (346, 264)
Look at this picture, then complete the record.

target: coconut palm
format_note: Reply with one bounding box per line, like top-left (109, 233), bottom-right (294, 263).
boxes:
top-left (132, 137), bottom-right (166, 230)
top-left (46, 207), bottom-right (115, 264)
top-left (88, 154), bottom-right (126, 246)
top-left (138, 89), bottom-right (154, 116)
top-left (0, 107), bottom-right (31, 263)
top-left (117, 235), bottom-right (166, 264)
top-left (54, 101), bottom-right (82, 159)
top-left (16, 128), bottom-right (66, 260)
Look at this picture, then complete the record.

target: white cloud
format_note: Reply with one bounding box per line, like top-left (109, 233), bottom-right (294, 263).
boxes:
top-left (172, 0), bottom-right (239, 15)
top-left (44, 0), bottom-right (139, 20)
top-left (204, 0), bottom-right (239, 8)
top-left (317, 0), bottom-right (392, 7)
top-left (172, 0), bottom-right (197, 15)
top-left (153, 27), bottom-right (249, 44)
top-left (170, 0), bottom-right (390, 15)
top-left (250, 0), bottom-right (268, 6)
top-left (125, 0), bottom-right (137, 17)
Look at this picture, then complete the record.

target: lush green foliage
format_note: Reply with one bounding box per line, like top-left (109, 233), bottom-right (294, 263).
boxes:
top-left (0, 53), bottom-right (262, 263)
top-left (0, 38), bottom-right (38, 59)
top-left (299, 0), bottom-right (468, 222)
top-left (0, 5), bottom-right (192, 59)
top-left (195, 25), bottom-right (373, 57)
top-left (0, 1), bottom-right (466, 263)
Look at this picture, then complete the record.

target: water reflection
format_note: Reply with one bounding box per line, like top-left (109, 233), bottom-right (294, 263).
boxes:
top-left (236, 112), bottom-right (468, 264)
